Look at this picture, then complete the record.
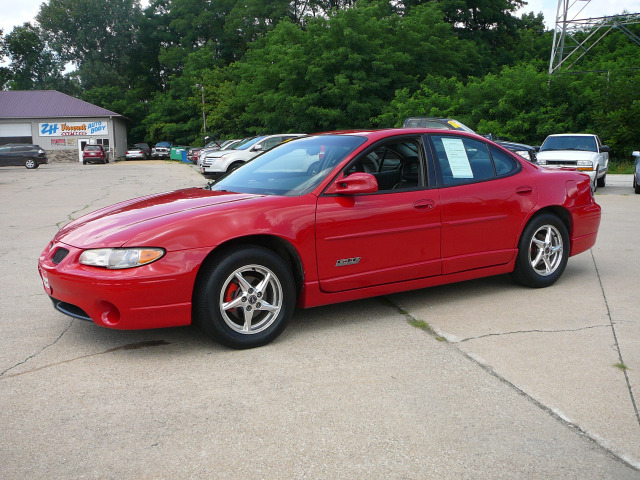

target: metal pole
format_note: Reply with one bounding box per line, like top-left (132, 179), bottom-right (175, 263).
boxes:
top-left (195, 84), bottom-right (206, 133)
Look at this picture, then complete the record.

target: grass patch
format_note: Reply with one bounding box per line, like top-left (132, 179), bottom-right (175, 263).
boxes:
top-left (614, 362), bottom-right (628, 371)
top-left (608, 159), bottom-right (635, 174)
top-left (407, 318), bottom-right (431, 331)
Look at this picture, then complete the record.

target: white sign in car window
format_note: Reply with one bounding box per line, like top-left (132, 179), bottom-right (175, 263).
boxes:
top-left (441, 138), bottom-right (473, 178)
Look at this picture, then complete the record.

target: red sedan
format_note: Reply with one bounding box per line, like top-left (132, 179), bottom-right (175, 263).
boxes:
top-left (39, 130), bottom-right (601, 348)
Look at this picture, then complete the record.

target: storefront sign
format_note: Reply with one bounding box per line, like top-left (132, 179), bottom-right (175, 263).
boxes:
top-left (51, 139), bottom-right (65, 145)
top-left (39, 121), bottom-right (108, 137)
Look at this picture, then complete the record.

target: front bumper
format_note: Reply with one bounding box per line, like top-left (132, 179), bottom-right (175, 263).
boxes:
top-left (38, 241), bottom-right (210, 330)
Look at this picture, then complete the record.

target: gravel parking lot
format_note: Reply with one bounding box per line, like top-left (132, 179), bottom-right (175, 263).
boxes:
top-left (1, 162), bottom-right (638, 479)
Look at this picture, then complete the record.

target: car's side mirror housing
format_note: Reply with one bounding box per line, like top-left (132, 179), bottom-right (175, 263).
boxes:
top-left (325, 173), bottom-right (378, 195)
top-left (252, 144), bottom-right (263, 152)
top-left (534, 146), bottom-right (541, 152)
top-left (600, 145), bottom-right (610, 153)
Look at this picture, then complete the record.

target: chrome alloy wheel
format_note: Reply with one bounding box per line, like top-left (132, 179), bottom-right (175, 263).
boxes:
top-left (528, 224), bottom-right (564, 276)
top-left (218, 264), bottom-right (283, 335)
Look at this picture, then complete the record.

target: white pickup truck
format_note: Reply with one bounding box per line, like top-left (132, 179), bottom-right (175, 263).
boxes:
top-left (536, 134), bottom-right (610, 191)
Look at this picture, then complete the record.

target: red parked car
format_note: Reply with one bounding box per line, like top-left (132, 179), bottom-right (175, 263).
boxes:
top-left (82, 145), bottom-right (108, 164)
top-left (38, 129), bottom-right (601, 349)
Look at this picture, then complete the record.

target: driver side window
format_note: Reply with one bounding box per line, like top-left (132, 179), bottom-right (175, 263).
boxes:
top-left (345, 138), bottom-right (424, 192)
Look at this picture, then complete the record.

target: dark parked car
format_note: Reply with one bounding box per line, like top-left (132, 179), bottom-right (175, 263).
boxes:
top-left (134, 143), bottom-right (151, 158)
top-left (0, 144), bottom-right (48, 169)
top-left (402, 117), bottom-right (537, 163)
top-left (82, 145), bottom-right (108, 165)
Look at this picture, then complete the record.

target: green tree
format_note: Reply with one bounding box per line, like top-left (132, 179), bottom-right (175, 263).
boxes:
top-left (206, 1), bottom-right (479, 135)
top-left (37, 0), bottom-right (144, 89)
top-left (3, 23), bottom-right (72, 91)
top-left (0, 29), bottom-right (11, 89)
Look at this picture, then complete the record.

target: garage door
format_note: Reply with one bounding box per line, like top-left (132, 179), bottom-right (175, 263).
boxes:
top-left (0, 123), bottom-right (33, 145)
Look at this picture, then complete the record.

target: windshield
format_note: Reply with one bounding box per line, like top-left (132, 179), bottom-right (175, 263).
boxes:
top-left (540, 136), bottom-right (597, 152)
top-left (208, 135), bottom-right (367, 196)
top-left (156, 142), bottom-right (171, 147)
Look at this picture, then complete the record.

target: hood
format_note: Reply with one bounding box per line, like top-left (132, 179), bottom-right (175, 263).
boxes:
top-left (536, 150), bottom-right (599, 162)
top-left (55, 188), bottom-right (259, 249)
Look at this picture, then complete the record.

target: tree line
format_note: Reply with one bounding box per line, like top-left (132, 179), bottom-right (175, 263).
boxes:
top-left (1, 0), bottom-right (638, 159)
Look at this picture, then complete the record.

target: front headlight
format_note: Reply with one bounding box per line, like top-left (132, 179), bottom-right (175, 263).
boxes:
top-left (537, 158), bottom-right (547, 165)
top-left (577, 160), bottom-right (594, 171)
top-left (79, 248), bottom-right (165, 269)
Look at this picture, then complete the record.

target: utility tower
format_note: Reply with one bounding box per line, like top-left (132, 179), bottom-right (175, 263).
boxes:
top-left (548, 0), bottom-right (640, 75)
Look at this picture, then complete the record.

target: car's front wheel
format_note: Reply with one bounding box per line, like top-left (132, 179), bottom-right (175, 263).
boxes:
top-left (634, 175), bottom-right (640, 194)
top-left (227, 161), bottom-right (243, 173)
top-left (25, 159), bottom-right (37, 169)
top-left (194, 246), bottom-right (296, 349)
top-left (597, 172), bottom-right (606, 188)
top-left (512, 213), bottom-right (569, 288)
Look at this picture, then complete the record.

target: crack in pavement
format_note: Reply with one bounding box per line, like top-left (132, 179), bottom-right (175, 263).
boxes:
top-left (0, 340), bottom-right (171, 380)
top-left (383, 288), bottom-right (640, 473)
top-left (455, 324), bottom-right (611, 343)
top-left (0, 318), bottom-right (74, 378)
top-left (591, 249), bottom-right (640, 427)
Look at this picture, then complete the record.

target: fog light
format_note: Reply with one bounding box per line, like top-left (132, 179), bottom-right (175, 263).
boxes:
top-left (98, 301), bottom-right (121, 326)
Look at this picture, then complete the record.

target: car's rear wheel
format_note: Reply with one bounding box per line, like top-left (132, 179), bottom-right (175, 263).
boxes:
top-left (194, 246), bottom-right (296, 349)
top-left (82, 159), bottom-right (87, 165)
top-left (25, 159), bottom-right (37, 169)
top-left (512, 213), bottom-right (569, 288)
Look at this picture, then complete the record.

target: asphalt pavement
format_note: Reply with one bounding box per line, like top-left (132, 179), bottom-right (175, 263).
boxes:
top-left (0, 162), bottom-right (638, 479)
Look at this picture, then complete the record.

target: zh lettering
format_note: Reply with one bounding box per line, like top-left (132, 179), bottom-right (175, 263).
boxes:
top-left (40, 123), bottom-right (59, 136)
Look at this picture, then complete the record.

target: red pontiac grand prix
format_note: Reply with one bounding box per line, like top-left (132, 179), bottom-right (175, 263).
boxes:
top-left (38, 130), bottom-right (601, 348)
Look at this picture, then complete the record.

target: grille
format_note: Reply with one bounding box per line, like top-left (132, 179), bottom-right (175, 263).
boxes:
top-left (52, 247), bottom-right (69, 264)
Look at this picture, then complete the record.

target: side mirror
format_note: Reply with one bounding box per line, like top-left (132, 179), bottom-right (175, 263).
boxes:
top-left (251, 144), bottom-right (263, 152)
top-left (600, 145), bottom-right (610, 153)
top-left (325, 173), bottom-right (378, 195)
top-left (534, 146), bottom-right (541, 152)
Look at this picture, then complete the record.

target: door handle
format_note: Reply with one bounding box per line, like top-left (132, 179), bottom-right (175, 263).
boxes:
top-left (413, 199), bottom-right (435, 210)
top-left (516, 186), bottom-right (533, 195)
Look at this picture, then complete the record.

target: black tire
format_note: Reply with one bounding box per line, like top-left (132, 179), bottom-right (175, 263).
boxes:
top-left (512, 213), bottom-right (569, 288)
top-left (597, 173), bottom-right (606, 188)
top-left (82, 159), bottom-right (87, 165)
top-left (193, 246), bottom-right (296, 349)
top-left (634, 176), bottom-right (640, 194)
top-left (227, 161), bottom-right (243, 173)
top-left (25, 158), bottom-right (37, 169)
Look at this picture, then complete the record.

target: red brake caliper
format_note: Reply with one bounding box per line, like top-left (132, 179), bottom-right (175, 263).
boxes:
top-left (224, 282), bottom-right (239, 313)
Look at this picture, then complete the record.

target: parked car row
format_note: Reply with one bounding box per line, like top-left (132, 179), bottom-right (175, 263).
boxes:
top-left (200, 134), bottom-right (304, 178)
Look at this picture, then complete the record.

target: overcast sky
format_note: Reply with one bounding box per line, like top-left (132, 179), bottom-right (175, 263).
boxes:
top-left (1, 0), bottom-right (639, 35)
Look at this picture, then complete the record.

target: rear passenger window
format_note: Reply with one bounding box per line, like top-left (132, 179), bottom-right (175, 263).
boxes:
top-left (431, 136), bottom-right (495, 186)
top-left (490, 147), bottom-right (519, 176)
